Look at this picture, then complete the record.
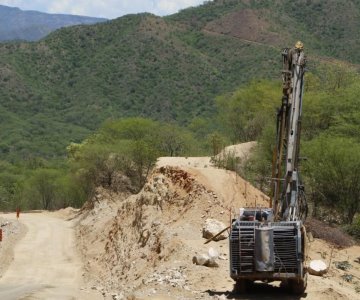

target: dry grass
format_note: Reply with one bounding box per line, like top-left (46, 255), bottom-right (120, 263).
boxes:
top-left (306, 218), bottom-right (355, 248)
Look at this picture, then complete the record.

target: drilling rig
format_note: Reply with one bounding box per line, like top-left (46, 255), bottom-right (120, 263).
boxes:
top-left (229, 42), bottom-right (308, 294)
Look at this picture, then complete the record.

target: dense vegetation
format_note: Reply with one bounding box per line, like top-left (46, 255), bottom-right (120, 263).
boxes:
top-left (0, 117), bottom-right (207, 211)
top-left (1, 0), bottom-right (360, 160)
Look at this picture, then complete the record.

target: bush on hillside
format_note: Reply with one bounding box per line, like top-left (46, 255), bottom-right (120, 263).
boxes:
top-left (343, 216), bottom-right (360, 240)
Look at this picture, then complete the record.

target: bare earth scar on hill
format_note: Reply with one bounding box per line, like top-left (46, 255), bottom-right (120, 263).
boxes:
top-left (204, 9), bottom-right (287, 46)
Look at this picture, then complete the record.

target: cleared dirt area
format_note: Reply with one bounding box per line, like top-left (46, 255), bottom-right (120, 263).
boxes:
top-left (204, 9), bottom-right (287, 46)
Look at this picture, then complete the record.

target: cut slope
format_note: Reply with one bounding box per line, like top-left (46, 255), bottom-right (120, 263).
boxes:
top-left (75, 160), bottom-right (269, 298)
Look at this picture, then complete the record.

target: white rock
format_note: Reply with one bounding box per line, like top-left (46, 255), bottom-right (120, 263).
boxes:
top-left (308, 260), bottom-right (328, 276)
top-left (208, 247), bottom-right (219, 259)
top-left (205, 258), bottom-right (219, 268)
top-left (202, 219), bottom-right (227, 241)
top-left (192, 254), bottom-right (210, 266)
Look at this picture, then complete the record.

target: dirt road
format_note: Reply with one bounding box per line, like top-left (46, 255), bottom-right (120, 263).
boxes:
top-left (0, 212), bottom-right (102, 300)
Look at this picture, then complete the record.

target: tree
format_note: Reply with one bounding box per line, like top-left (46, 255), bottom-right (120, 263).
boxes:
top-left (314, 63), bottom-right (357, 92)
top-left (216, 80), bottom-right (279, 143)
top-left (157, 124), bottom-right (198, 157)
top-left (100, 117), bottom-right (160, 142)
top-left (304, 136), bottom-right (360, 224)
top-left (207, 132), bottom-right (225, 156)
top-left (28, 169), bottom-right (61, 210)
top-left (129, 140), bottom-right (158, 189)
top-left (54, 173), bottom-right (86, 208)
top-left (247, 126), bottom-right (275, 192)
top-left (67, 118), bottom-right (164, 196)
top-left (68, 142), bottom-right (127, 199)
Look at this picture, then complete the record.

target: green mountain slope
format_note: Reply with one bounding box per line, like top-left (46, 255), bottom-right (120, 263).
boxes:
top-left (0, 0), bottom-right (359, 159)
top-left (171, 0), bottom-right (360, 63)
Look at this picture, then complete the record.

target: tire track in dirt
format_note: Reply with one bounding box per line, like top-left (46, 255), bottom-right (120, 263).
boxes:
top-left (0, 212), bottom-right (102, 300)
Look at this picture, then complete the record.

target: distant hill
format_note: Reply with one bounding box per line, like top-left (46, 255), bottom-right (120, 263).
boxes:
top-left (0, 0), bottom-right (359, 159)
top-left (170, 0), bottom-right (360, 64)
top-left (0, 5), bottom-right (107, 41)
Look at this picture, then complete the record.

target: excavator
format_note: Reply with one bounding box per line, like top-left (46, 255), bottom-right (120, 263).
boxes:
top-left (229, 41), bottom-right (308, 294)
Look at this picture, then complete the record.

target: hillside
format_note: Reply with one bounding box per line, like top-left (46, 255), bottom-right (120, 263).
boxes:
top-left (171, 0), bottom-right (360, 63)
top-left (0, 0), bottom-right (359, 159)
top-left (0, 5), bottom-right (106, 42)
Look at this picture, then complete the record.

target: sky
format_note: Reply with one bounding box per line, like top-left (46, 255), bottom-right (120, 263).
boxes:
top-left (0, 0), bottom-right (209, 19)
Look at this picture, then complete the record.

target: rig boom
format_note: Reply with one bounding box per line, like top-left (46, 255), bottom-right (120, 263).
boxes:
top-left (272, 42), bottom-right (307, 222)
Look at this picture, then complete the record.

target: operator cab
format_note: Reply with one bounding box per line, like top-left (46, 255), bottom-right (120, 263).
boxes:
top-left (237, 208), bottom-right (274, 222)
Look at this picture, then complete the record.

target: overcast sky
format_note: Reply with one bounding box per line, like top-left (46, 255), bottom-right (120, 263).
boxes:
top-left (0, 0), bottom-right (209, 19)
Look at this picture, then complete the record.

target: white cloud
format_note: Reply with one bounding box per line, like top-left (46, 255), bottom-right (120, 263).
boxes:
top-left (157, 0), bottom-right (203, 14)
top-left (0, 0), bottom-right (209, 19)
top-left (0, 0), bottom-right (47, 12)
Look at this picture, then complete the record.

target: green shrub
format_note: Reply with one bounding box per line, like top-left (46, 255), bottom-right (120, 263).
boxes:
top-left (343, 216), bottom-right (360, 240)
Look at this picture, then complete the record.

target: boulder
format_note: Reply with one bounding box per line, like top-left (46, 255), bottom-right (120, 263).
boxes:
top-left (192, 254), bottom-right (210, 266)
top-left (208, 247), bottom-right (219, 259)
top-left (192, 254), bottom-right (219, 268)
top-left (206, 257), bottom-right (219, 268)
top-left (202, 219), bottom-right (227, 241)
top-left (308, 260), bottom-right (328, 276)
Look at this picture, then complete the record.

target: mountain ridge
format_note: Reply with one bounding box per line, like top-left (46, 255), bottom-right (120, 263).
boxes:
top-left (0, 4), bottom-right (107, 41)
